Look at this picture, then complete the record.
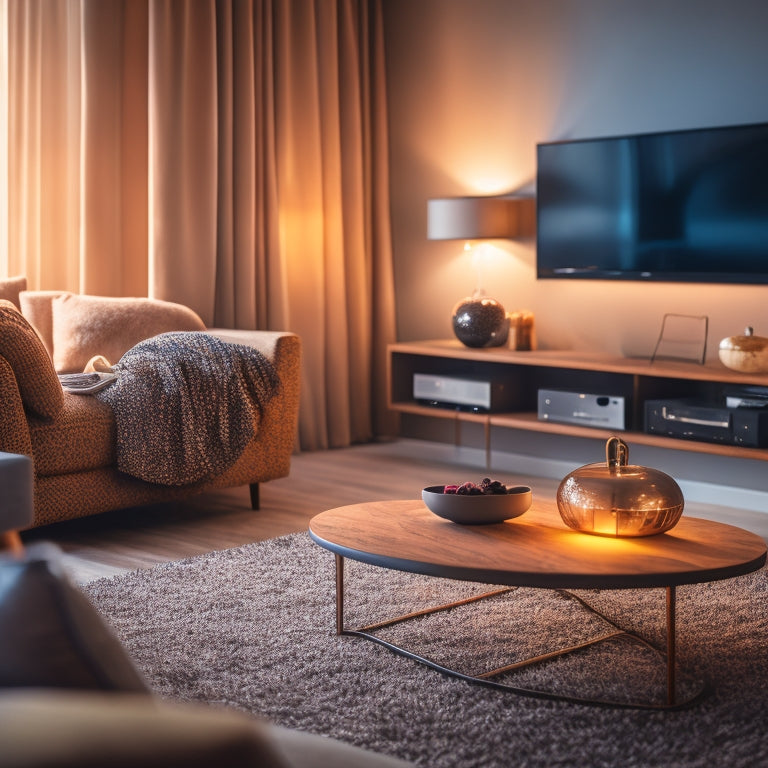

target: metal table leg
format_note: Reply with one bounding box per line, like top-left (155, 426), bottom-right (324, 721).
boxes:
top-left (667, 585), bottom-right (676, 706)
top-left (332, 556), bottom-right (703, 710)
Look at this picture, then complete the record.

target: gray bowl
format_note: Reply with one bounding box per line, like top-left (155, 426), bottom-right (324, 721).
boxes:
top-left (422, 485), bottom-right (532, 525)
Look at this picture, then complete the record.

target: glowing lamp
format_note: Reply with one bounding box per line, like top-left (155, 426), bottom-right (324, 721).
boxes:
top-left (557, 437), bottom-right (684, 537)
top-left (427, 196), bottom-right (534, 348)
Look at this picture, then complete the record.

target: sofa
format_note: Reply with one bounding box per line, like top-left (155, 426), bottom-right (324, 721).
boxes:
top-left (0, 277), bottom-right (301, 529)
top-left (0, 452), bottom-right (411, 768)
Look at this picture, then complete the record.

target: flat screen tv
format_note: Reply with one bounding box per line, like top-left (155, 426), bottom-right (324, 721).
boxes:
top-left (536, 121), bottom-right (768, 284)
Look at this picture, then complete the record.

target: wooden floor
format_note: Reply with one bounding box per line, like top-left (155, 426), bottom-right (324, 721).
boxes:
top-left (21, 439), bottom-right (768, 584)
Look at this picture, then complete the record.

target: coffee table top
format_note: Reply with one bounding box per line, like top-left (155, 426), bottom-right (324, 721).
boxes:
top-left (309, 498), bottom-right (767, 590)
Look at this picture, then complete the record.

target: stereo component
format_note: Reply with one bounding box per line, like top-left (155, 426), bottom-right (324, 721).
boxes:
top-left (413, 373), bottom-right (518, 413)
top-left (645, 398), bottom-right (768, 448)
top-left (538, 389), bottom-right (626, 430)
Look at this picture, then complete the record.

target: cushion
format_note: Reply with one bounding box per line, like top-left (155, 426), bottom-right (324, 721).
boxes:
top-left (27, 393), bottom-right (116, 477)
top-left (18, 289), bottom-right (67, 356)
top-left (0, 299), bottom-right (64, 419)
top-left (0, 275), bottom-right (27, 309)
top-left (51, 293), bottom-right (207, 373)
top-left (0, 691), bottom-right (290, 768)
top-left (0, 543), bottom-right (149, 692)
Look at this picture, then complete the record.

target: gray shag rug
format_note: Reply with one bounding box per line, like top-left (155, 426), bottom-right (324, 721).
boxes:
top-left (83, 532), bottom-right (768, 768)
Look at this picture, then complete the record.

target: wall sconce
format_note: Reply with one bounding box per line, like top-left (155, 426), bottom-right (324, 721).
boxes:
top-left (427, 196), bottom-right (535, 348)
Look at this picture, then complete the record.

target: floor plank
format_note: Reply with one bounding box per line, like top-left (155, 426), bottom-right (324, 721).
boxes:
top-left (21, 439), bottom-right (768, 584)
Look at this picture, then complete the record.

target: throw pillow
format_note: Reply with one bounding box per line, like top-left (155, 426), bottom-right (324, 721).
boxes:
top-left (0, 275), bottom-right (27, 309)
top-left (0, 543), bottom-right (150, 692)
top-left (0, 299), bottom-right (64, 420)
top-left (18, 289), bottom-right (67, 357)
top-left (52, 293), bottom-right (207, 373)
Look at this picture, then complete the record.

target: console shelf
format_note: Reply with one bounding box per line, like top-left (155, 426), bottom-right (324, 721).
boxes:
top-left (387, 340), bottom-right (768, 462)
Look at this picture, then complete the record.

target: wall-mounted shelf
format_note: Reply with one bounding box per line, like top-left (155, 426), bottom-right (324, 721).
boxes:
top-left (387, 340), bottom-right (768, 464)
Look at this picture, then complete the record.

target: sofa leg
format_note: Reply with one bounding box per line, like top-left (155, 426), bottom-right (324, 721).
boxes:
top-left (0, 530), bottom-right (23, 554)
top-left (249, 483), bottom-right (260, 510)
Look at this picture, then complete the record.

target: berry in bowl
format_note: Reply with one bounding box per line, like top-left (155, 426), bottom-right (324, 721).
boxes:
top-left (422, 478), bottom-right (532, 525)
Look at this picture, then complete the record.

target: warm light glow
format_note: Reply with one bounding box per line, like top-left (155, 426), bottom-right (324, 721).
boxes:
top-left (566, 531), bottom-right (639, 555)
top-left (414, 130), bottom-right (534, 197)
top-left (0, 2), bottom-right (7, 276)
top-left (458, 241), bottom-right (511, 296)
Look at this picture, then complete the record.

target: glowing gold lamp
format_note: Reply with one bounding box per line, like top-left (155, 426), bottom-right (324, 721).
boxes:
top-left (427, 196), bottom-right (534, 348)
top-left (557, 437), bottom-right (684, 537)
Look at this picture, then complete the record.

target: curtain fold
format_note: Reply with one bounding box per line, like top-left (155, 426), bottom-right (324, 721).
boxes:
top-left (7, 0), bottom-right (81, 291)
top-left (1, 0), bottom-right (9, 278)
top-left (6, 0), bottom-right (148, 296)
top-left (81, 0), bottom-right (149, 295)
top-left (3, 0), bottom-right (397, 450)
top-left (149, 0), bottom-right (219, 317)
top-left (366, 0), bottom-right (398, 439)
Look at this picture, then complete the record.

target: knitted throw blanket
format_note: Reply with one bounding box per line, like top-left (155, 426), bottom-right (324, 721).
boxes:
top-left (95, 332), bottom-right (281, 486)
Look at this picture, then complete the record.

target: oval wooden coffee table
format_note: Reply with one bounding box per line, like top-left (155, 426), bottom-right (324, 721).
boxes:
top-left (309, 497), bottom-right (766, 709)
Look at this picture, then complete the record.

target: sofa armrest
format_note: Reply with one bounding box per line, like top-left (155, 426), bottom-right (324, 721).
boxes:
top-left (0, 453), bottom-right (34, 535)
top-left (206, 329), bottom-right (299, 363)
top-left (0, 691), bottom-right (288, 768)
top-left (207, 330), bottom-right (302, 474)
top-left (208, 329), bottom-right (301, 435)
top-left (0, 690), bottom-right (414, 768)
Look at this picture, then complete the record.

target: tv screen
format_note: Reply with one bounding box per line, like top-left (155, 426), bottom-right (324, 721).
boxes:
top-left (536, 122), bottom-right (768, 283)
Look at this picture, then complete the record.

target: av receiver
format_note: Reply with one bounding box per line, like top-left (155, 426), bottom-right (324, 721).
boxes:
top-left (644, 398), bottom-right (768, 448)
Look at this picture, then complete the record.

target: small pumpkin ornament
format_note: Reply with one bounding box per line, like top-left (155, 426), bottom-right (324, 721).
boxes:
top-left (718, 327), bottom-right (768, 374)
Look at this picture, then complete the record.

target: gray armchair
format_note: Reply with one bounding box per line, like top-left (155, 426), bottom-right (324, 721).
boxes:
top-left (0, 452), bottom-right (411, 768)
top-left (0, 452), bottom-right (33, 551)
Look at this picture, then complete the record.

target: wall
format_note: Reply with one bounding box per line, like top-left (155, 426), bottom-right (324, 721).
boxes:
top-left (382, 0), bottom-right (768, 511)
top-left (382, 0), bottom-right (768, 355)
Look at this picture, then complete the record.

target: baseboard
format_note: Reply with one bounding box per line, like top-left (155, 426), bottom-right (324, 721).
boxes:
top-left (389, 437), bottom-right (768, 516)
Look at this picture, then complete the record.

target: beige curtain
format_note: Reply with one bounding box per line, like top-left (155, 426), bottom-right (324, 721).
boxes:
top-left (5, 0), bottom-right (148, 295)
top-left (3, 0), bottom-right (397, 450)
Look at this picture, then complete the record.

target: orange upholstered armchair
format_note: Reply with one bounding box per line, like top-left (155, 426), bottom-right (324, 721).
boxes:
top-left (0, 279), bottom-right (301, 530)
